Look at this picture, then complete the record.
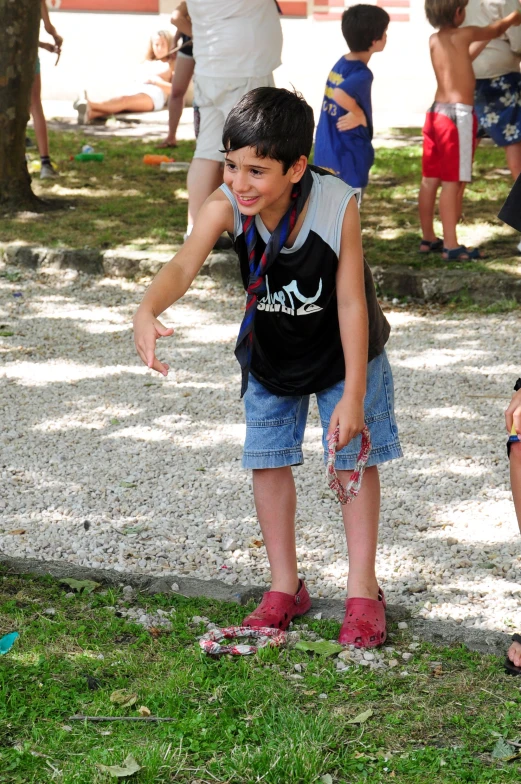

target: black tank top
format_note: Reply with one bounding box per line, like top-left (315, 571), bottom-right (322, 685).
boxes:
top-left (221, 170), bottom-right (390, 396)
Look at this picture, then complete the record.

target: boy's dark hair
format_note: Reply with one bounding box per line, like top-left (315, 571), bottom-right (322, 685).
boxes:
top-left (222, 87), bottom-right (314, 174)
top-left (425, 0), bottom-right (468, 29)
top-left (342, 4), bottom-right (390, 52)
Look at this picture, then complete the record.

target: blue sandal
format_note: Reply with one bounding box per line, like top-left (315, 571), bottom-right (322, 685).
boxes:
top-left (443, 245), bottom-right (484, 261)
top-left (419, 238), bottom-right (443, 253)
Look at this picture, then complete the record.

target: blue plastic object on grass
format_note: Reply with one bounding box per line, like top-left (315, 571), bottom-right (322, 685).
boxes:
top-left (0, 632), bottom-right (19, 655)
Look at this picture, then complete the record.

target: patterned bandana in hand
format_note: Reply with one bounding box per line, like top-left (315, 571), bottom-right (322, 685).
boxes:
top-left (234, 166), bottom-right (314, 397)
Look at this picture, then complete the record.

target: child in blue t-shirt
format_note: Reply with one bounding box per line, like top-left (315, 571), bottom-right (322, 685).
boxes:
top-left (314, 4), bottom-right (389, 190)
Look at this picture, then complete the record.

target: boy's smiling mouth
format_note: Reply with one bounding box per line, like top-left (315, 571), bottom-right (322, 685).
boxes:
top-left (234, 193), bottom-right (261, 208)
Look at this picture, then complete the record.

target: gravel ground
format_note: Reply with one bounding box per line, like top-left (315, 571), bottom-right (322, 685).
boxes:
top-left (1, 269), bottom-right (520, 634)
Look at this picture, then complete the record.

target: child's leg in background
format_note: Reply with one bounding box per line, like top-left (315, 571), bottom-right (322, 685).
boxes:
top-left (30, 73), bottom-right (50, 159)
top-left (252, 467), bottom-right (299, 595)
top-left (439, 180), bottom-right (462, 250)
top-left (510, 442), bottom-right (521, 534)
top-left (418, 176), bottom-right (440, 246)
top-left (337, 466), bottom-right (380, 600)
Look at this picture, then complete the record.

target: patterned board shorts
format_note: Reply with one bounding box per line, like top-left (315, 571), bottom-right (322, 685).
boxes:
top-left (475, 72), bottom-right (521, 147)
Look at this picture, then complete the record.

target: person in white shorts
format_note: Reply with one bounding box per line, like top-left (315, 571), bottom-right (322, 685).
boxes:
top-left (185, 0), bottom-right (283, 242)
top-left (74, 31), bottom-right (176, 124)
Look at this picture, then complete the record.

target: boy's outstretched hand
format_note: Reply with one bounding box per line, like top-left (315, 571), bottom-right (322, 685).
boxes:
top-left (505, 388), bottom-right (521, 435)
top-left (133, 310), bottom-right (174, 376)
top-left (328, 394), bottom-right (365, 451)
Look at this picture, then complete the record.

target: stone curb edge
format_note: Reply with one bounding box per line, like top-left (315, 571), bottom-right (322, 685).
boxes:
top-left (0, 554), bottom-right (511, 657)
top-left (3, 242), bottom-right (521, 304)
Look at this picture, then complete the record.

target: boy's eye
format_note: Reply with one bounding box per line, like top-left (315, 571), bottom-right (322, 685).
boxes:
top-left (225, 162), bottom-right (236, 171)
top-left (250, 169), bottom-right (262, 176)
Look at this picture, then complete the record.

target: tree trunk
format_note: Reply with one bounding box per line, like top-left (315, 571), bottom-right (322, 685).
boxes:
top-left (0, 0), bottom-right (41, 210)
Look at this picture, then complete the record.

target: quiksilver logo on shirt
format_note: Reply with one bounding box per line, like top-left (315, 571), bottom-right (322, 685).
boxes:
top-left (257, 276), bottom-right (323, 316)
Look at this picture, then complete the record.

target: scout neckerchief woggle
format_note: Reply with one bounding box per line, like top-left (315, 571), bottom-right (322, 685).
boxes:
top-left (234, 166), bottom-right (314, 397)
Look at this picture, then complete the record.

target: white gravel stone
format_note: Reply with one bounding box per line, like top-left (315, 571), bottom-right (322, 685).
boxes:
top-left (1, 275), bottom-right (520, 633)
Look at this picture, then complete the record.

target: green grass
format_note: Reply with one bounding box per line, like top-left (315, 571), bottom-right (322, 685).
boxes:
top-left (1, 127), bottom-right (521, 276)
top-left (1, 569), bottom-right (520, 783)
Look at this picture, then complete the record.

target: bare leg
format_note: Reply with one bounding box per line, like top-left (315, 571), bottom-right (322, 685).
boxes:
top-left (87, 93), bottom-right (154, 120)
top-left (509, 442), bottom-right (521, 535)
top-left (30, 73), bottom-right (49, 158)
top-left (505, 141), bottom-right (521, 181)
top-left (337, 466), bottom-right (380, 599)
top-left (159, 56), bottom-right (194, 147)
top-left (251, 467), bottom-right (299, 595)
top-left (187, 158), bottom-right (223, 227)
top-left (439, 180), bottom-right (463, 252)
top-left (418, 176), bottom-right (440, 248)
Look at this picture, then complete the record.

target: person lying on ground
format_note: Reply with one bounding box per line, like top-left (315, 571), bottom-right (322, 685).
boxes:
top-left (73, 31), bottom-right (175, 124)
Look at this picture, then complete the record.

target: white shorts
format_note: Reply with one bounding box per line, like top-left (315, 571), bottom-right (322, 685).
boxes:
top-left (192, 73), bottom-right (275, 162)
top-left (128, 84), bottom-right (166, 112)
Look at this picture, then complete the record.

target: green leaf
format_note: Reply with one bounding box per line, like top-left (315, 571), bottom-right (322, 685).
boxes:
top-left (0, 329), bottom-right (14, 337)
top-left (347, 709), bottom-right (373, 725)
top-left (492, 737), bottom-right (514, 759)
top-left (120, 481), bottom-right (137, 488)
top-left (294, 640), bottom-right (343, 657)
top-left (59, 578), bottom-right (100, 594)
top-left (110, 418), bottom-right (120, 425)
top-left (110, 689), bottom-right (138, 708)
top-left (96, 754), bottom-right (141, 778)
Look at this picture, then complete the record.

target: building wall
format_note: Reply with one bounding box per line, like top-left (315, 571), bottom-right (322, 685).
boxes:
top-left (41, 1), bottom-right (435, 128)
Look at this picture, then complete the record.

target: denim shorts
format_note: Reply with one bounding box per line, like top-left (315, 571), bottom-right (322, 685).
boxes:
top-left (243, 350), bottom-right (402, 470)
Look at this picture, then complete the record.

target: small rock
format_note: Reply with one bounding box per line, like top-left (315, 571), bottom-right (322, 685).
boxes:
top-left (400, 670), bottom-right (409, 677)
top-left (408, 642), bottom-right (420, 650)
top-left (288, 673), bottom-right (304, 680)
top-left (318, 693), bottom-right (328, 699)
top-left (294, 663), bottom-right (303, 673)
top-left (358, 659), bottom-right (371, 667)
top-left (388, 659), bottom-right (399, 668)
top-left (402, 652), bottom-right (413, 661)
top-left (65, 592), bottom-right (75, 599)
top-left (335, 660), bottom-right (350, 671)
top-left (397, 621), bottom-right (408, 630)
top-left (222, 538), bottom-right (238, 552)
top-left (363, 651), bottom-right (375, 661)
top-left (171, 583), bottom-right (180, 592)
top-left (44, 608), bottom-right (56, 615)
top-left (313, 612), bottom-right (323, 620)
top-left (338, 650), bottom-right (352, 662)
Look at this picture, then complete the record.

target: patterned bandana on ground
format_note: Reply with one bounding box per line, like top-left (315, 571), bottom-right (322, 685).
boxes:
top-left (199, 626), bottom-right (287, 656)
top-left (326, 425), bottom-right (371, 505)
top-left (234, 167), bottom-right (314, 398)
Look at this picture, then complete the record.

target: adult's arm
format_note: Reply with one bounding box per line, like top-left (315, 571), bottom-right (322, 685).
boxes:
top-left (504, 0), bottom-right (521, 53)
top-left (171, 2), bottom-right (192, 37)
top-left (40, 0), bottom-right (63, 49)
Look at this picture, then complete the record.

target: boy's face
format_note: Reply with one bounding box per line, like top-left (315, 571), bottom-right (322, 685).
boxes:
top-left (372, 28), bottom-right (388, 53)
top-left (223, 147), bottom-right (306, 217)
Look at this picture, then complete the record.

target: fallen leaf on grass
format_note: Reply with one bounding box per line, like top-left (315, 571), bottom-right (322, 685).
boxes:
top-left (0, 329), bottom-right (14, 337)
top-left (7, 529), bottom-right (26, 535)
top-left (59, 578), bottom-right (100, 594)
top-left (295, 640), bottom-right (343, 657)
top-left (120, 481), bottom-right (137, 489)
top-left (492, 738), bottom-right (513, 759)
top-left (347, 709), bottom-right (373, 725)
top-left (148, 627), bottom-right (162, 638)
top-left (96, 754), bottom-right (141, 778)
top-left (249, 538), bottom-right (264, 548)
top-left (110, 690), bottom-right (138, 708)
top-left (0, 632), bottom-right (19, 655)
top-left (138, 706), bottom-right (151, 717)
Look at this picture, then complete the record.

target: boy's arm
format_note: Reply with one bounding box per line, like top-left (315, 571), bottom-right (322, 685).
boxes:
top-left (506, 388), bottom-right (521, 434)
top-left (462, 10), bottom-right (521, 46)
top-left (40, 0), bottom-right (63, 49)
top-left (332, 87), bottom-right (367, 132)
top-left (171, 2), bottom-right (192, 37)
top-left (327, 197), bottom-right (368, 450)
top-left (133, 191), bottom-right (234, 375)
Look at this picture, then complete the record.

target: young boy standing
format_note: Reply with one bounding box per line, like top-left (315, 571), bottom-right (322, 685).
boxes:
top-left (314, 4), bottom-right (389, 192)
top-left (133, 88), bottom-right (402, 648)
top-left (420, 0), bottom-right (521, 260)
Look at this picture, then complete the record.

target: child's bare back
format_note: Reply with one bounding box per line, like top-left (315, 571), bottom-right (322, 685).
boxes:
top-left (430, 26), bottom-right (476, 105)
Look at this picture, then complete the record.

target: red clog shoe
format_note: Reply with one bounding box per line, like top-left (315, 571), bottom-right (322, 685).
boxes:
top-left (339, 587), bottom-right (387, 648)
top-left (242, 580), bottom-right (312, 631)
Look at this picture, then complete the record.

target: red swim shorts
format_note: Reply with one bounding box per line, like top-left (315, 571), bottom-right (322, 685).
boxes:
top-left (422, 101), bottom-right (478, 183)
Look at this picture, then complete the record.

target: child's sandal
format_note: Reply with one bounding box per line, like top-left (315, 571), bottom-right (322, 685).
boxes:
top-left (242, 579), bottom-right (312, 631)
top-left (419, 238), bottom-right (443, 253)
top-left (338, 587), bottom-right (387, 648)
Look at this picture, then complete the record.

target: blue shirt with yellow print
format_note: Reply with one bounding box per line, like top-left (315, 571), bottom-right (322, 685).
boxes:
top-left (314, 57), bottom-right (374, 189)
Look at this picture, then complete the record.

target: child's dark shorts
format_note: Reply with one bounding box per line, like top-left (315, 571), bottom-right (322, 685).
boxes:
top-left (242, 350), bottom-right (402, 470)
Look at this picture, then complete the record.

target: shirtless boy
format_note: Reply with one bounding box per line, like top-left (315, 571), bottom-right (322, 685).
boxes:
top-left (419, 0), bottom-right (521, 261)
